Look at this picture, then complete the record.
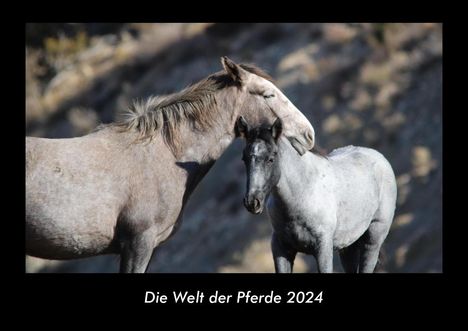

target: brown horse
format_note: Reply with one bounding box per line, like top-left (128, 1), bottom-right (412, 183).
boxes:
top-left (26, 57), bottom-right (315, 273)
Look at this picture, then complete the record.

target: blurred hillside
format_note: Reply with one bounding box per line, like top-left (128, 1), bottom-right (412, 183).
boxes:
top-left (25, 23), bottom-right (442, 273)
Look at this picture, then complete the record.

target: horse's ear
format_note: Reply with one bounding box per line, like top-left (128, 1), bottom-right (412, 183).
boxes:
top-left (271, 118), bottom-right (283, 141)
top-left (236, 116), bottom-right (250, 138)
top-left (221, 56), bottom-right (247, 83)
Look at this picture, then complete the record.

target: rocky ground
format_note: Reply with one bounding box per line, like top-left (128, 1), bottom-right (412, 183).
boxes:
top-left (25, 23), bottom-right (442, 273)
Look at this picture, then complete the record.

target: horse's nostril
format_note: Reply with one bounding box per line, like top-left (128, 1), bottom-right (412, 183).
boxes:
top-left (244, 196), bottom-right (261, 212)
top-left (254, 198), bottom-right (260, 209)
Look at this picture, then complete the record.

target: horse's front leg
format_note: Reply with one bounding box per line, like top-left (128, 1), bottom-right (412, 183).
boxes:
top-left (119, 228), bottom-right (156, 273)
top-left (315, 236), bottom-right (334, 273)
top-left (271, 232), bottom-right (296, 273)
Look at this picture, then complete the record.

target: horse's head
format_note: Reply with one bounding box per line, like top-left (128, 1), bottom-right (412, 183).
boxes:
top-left (221, 56), bottom-right (314, 155)
top-left (237, 116), bottom-right (283, 214)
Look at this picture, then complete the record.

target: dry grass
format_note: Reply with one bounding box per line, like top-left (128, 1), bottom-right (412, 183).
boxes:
top-left (412, 146), bottom-right (437, 178)
top-left (323, 23), bottom-right (357, 44)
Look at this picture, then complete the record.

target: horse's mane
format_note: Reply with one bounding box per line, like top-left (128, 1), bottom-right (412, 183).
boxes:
top-left (109, 64), bottom-right (273, 154)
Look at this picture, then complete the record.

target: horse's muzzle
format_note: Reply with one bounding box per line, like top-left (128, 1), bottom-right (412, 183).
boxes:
top-left (244, 195), bottom-right (263, 214)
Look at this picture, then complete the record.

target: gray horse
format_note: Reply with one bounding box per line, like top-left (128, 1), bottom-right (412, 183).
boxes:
top-left (237, 117), bottom-right (397, 273)
top-left (26, 57), bottom-right (315, 273)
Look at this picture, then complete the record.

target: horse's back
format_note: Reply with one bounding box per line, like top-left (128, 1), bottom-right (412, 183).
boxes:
top-left (329, 145), bottom-right (394, 179)
top-left (26, 136), bottom-right (46, 174)
top-left (329, 145), bottom-right (396, 201)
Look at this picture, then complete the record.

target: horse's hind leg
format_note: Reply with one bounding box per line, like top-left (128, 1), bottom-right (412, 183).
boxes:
top-left (119, 230), bottom-right (156, 273)
top-left (339, 240), bottom-right (361, 273)
top-left (359, 219), bottom-right (391, 273)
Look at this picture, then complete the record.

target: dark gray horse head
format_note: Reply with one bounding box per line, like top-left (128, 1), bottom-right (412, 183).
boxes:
top-left (237, 116), bottom-right (283, 214)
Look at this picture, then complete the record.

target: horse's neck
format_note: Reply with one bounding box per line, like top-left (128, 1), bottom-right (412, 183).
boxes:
top-left (173, 110), bottom-right (236, 201)
top-left (273, 138), bottom-right (323, 201)
top-left (176, 123), bottom-right (234, 165)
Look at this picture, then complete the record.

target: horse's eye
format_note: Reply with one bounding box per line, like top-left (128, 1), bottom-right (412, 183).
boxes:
top-left (264, 93), bottom-right (275, 99)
